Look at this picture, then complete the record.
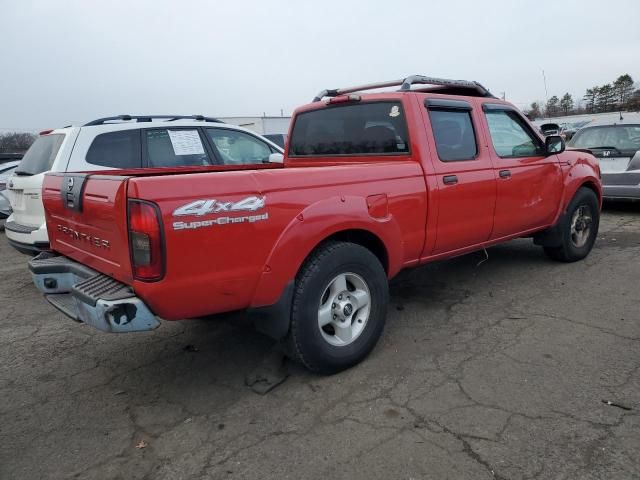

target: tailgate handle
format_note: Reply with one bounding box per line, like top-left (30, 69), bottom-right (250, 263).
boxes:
top-left (60, 174), bottom-right (89, 212)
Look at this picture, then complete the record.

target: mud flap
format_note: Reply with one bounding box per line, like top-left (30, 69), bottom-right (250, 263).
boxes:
top-left (533, 212), bottom-right (566, 247)
top-left (248, 281), bottom-right (294, 340)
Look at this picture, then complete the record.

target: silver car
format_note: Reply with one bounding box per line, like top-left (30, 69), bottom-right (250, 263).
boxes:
top-left (0, 161), bottom-right (20, 218)
top-left (568, 114), bottom-right (640, 199)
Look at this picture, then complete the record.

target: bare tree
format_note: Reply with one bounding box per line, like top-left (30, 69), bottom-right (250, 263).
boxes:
top-left (0, 132), bottom-right (37, 153)
top-left (526, 101), bottom-right (542, 120)
top-left (627, 88), bottom-right (640, 111)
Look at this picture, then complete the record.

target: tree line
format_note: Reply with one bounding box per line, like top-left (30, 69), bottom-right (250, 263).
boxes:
top-left (526, 74), bottom-right (639, 120)
top-left (0, 132), bottom-right (37, 154)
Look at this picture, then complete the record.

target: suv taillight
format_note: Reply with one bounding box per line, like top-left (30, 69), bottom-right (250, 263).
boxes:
top-left (128, 199), bottom-right (164, 281)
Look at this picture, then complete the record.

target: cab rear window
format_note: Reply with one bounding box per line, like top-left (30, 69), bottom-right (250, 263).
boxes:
top-left (14, 134), bottom-right (65, 175)
top-left (289, 102), bottom-right (410, 157)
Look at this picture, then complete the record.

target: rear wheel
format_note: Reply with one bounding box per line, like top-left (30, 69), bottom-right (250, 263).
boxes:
top-left (544, 187), bottom-right (599, 262)
top-left (286, 241), bottom-right (388, 374)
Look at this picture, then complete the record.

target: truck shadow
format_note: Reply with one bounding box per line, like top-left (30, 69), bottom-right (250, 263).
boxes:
top-left (102, 239), bottom-right (548, 418)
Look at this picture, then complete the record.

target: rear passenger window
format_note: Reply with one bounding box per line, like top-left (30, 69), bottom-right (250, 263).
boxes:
top-left (86, 130), bottom-right (141, 168)
top-left (289, 102), bottom-right (410, 156)
top-left (145, 129), bottom-right (213, 167)
top-left (429, 110), bottom-right (477, 161)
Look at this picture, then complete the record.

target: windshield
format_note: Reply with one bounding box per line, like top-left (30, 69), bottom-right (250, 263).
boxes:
top-left (569, 125), bottom-right (640, 151)
top-left (15, 134), bottom-right (65, 175)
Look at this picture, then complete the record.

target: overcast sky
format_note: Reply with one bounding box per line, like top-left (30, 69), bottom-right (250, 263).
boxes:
top-left (1, 0), bottom-right (639, 131)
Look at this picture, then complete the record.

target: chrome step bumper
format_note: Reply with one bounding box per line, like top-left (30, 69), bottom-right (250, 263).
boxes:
top-left (29, 253), bottom-right (160, 333)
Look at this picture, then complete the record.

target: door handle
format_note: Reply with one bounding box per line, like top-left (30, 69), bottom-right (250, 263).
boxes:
top-left (443, 175), bottom-right (458, 185)
top-left (499, 170), bottom-right (511, 178)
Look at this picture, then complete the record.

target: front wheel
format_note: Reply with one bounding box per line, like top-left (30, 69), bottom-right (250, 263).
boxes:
top-left (544, 187), bottom-right (600, 262)
top-left (286, 241), bottom-right (389, 374)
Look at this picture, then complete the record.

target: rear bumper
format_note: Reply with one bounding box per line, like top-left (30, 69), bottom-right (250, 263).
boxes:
top-left (602, 172), bottom-right (640, 199)
top-left (6, 237), bottom-right (50, 255)
top-left (602, 185), bottom-right (640, 200)
top-left (4, 217), bottom-right (50, 254)
top-left (29, 253), bottom-right (160, 333)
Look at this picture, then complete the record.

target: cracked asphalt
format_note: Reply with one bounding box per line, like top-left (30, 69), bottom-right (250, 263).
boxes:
top-left (1, 204), bottom-right (639, 480)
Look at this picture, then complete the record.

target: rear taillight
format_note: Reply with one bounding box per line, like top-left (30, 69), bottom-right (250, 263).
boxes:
top-left (128, 200), bottom-right (164, 281)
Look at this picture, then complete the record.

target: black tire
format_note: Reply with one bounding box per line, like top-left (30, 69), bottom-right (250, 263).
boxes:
top-left (286, 241), bottom-right (389, 374)
top-left (544, 187), bottom-right (599, 262)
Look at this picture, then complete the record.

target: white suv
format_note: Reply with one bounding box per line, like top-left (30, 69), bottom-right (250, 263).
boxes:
top-left (5, 115), bottom-right (284, 254)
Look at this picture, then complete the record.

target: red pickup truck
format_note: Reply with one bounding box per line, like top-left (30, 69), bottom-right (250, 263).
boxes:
top-left (30, 76), bottom-right (602, 373)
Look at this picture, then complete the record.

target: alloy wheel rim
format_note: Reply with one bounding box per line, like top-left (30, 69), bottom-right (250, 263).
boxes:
top-left (570, 205), bottom-right (593, 248)
top-left (317, 272), bottom-right (371, 347)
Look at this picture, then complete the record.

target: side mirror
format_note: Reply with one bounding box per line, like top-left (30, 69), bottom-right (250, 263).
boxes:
top-left (545, 135), bottom-right (565, 155)
top-left (268, 153), bottom-right (284, 164)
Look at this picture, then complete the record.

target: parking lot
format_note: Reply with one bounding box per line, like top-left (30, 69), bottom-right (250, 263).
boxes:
top-left (0, 204), bottom-right (638, 480)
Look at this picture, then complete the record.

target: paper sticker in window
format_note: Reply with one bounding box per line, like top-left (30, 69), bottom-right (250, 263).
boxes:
top-left (167, 130), bottom-right (205, 156)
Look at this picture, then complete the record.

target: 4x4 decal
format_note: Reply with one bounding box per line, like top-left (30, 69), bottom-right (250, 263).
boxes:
top-left (172, 196), bottom-right (268, 231)
top-left (173, 196), bottom-right (265, 217)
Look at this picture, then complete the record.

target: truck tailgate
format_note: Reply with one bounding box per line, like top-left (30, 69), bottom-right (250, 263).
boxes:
top-left (43, 173), bottom-right (133, 283)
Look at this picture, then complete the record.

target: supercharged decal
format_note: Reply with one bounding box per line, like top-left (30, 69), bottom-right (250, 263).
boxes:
top-left (173, 213), bottom-right (269, 230)
top-left (172, 196), bottom-right (268, 231)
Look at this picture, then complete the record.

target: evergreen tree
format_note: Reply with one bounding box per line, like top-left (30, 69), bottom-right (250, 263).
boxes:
top-left (613, 74), bottom-right (634, 105)
top-left (583, 87), bottom-right (599, 113)
top-left (596, 84), bottom-right (615, 112)
top-left (559, 93), bottom-right (574, 115)
top-left (546, 95), bottom-right (559, 116)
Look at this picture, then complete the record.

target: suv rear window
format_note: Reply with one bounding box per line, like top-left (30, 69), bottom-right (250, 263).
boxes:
top-left (86, 130), bottom-right (142, 169)
top-left (14, 134), bottom-right (65, 175)
top-left (289, 102), bottom-right (410, 156)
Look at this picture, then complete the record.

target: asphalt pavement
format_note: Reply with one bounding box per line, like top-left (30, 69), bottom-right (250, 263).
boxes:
top-left (0, 204), bottom-right (638, 480)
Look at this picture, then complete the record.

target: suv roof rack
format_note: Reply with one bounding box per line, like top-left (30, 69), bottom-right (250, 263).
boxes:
top-left (312, 75), bottom-right (494, 102)
top-left (83, 115), bottom-right (224, 126)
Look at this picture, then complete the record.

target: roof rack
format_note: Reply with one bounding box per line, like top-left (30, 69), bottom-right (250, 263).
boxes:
top-left (83, 115), bottom-right (224, 126)
top-left (312, 75), bottom-right (494, 102)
